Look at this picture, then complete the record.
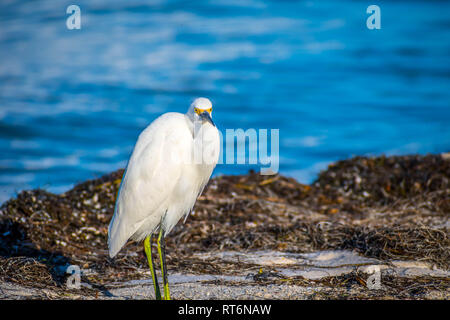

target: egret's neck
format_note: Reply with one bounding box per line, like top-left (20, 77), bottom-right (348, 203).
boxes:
top-left (184, 114), bottom-right (200, 138)
top-left (184, 114), bottom-right (215, 139)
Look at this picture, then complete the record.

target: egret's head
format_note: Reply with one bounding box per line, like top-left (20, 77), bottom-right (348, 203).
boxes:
top-left (188, 97), bottom-right (215, 127)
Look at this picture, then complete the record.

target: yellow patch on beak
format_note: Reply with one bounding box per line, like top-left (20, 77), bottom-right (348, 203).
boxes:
top-left (194, 107), bottom-right (212, 115)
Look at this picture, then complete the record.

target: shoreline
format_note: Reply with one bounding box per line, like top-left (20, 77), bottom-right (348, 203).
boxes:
top-left (0, 153), bottom-right (448, 299)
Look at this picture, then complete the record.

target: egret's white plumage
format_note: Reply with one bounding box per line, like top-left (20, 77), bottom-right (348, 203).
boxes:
top-left (108, 97), bottom-right (220, 258)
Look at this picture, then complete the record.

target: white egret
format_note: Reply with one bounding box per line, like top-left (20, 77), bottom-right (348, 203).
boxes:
top-left (108, 97), bottom-right (220, 300)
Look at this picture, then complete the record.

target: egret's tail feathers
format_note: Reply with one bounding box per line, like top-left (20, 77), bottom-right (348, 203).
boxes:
top-left (108, 241), bottom-right (119, 258)
top-left (108, 232), bottom-right (128, 258)
top-left (107, 214), bottom-right (129, 258)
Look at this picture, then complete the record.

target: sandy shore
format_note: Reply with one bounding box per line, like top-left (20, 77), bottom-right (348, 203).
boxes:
top-left (2, 250), bottom-right (448, 299)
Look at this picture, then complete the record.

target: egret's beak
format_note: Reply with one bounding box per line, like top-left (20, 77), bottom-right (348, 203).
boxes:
top-left (199, 111), bottom-right (215, 127)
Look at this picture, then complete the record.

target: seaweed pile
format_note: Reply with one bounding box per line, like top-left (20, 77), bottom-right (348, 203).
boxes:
top-left (0, 154), bottom-right (448, 299)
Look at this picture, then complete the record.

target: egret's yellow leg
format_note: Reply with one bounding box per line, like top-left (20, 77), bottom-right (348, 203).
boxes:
top-left (144, 235), bottom-right (161, 300)
top-left (157, 228), bottom-right (170, 300)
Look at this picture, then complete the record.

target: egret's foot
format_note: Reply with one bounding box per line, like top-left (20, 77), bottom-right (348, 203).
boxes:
top-left (163, 282), bottom-right (171, 300)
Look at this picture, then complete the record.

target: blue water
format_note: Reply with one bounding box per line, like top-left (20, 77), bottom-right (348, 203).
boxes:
top-left (0, 0), bottom-right (449, 203)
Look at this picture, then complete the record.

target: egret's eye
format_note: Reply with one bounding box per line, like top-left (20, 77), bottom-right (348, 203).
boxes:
top-left (194, 108), bottom-right (199, 114)
top-left (208, 108), bottom-right (212, 113)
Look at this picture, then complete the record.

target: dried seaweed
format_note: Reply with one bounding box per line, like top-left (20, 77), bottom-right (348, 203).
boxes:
top-left (0, 154), bottom-right (448, 299)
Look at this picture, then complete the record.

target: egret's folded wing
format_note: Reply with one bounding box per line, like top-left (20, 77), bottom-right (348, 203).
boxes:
top-left (108, 114), bottom-right (191, 257)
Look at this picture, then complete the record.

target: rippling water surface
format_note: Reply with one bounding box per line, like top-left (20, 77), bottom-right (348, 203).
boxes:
top-left (0, 0), bottom-right (449, 203)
